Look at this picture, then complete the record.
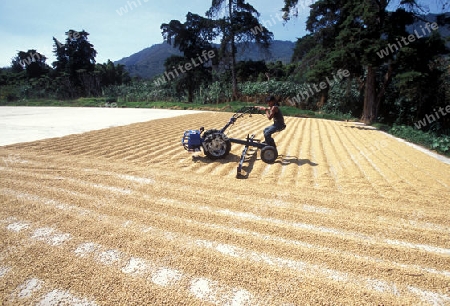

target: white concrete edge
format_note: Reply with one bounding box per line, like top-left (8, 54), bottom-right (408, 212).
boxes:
top-left (380, 131), bottom-right (450, 165)
top-left (352, 121), bottom-right (450, 165)
top-left (0, 107), bottom-right (206, 147)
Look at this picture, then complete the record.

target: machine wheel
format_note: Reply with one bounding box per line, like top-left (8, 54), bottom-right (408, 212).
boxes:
top-left (261, 146), bottom-right (278, 163)
top-left (203, 131), bottom-right (231, 159)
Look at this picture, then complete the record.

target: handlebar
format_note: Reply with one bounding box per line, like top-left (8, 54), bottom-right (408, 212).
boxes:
top-left (232, 106), bottom-right (262, 119)
top-left (219, 106), bottom-right (263, 133)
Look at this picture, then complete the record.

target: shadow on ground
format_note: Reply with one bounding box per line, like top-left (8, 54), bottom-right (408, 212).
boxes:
top-left (276, 155), bottom-right (319, 167)
top-left (191, 153), bottom-right (241, 164)
top-left (190, 150), bottom-right (318, 179)
top-left (237, 148), bottom-right (259, 179)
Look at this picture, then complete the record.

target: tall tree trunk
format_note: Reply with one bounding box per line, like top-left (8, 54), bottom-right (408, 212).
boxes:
top-left (317, 87), bottom-right (329, 109)
top-left (188, 85), bottom-right (193, 103)
top-left (228, 0), bottom-right (238, 100)
top-left (230, 39), bottom-right (238, 100)
top-left (362, 65), bottom-right (377, 124)
top-left (375, 61), bottom-right (394, 121)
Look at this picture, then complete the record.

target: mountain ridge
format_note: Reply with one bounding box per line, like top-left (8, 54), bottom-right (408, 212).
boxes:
top-left (115, 13), bottom-right (449, 80)
top-left (115, 40), bottom-right (295, 79)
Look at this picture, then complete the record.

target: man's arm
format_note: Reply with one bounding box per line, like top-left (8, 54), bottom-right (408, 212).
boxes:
top-left (255, 106), bottom-right (277, 119)
top-left (266, 106), bottom-right (277, 120)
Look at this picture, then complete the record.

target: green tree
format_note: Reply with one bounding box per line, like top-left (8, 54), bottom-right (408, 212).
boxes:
top-left (235, 60), bottom-right (267, 82)
top-left (161, 12), bottom-right (217, 102)
top-left (11, 50), bottom-right (49, 78)
top-left (52, 30), bottom-right (98, 97)
top-left (95, 60), bottom-right (131, 86)
top-left (334, 1), bottom-right (414, 123)
top-left (288, 0), bottom-right (350, 108)
top-left (206, 0), bottom-right (273, 99)
top-left (53, 30), bottom-right (97, 80)
top-left (291, 34), bottom-right (315, 63)
top-left (385, 31), bottom-right (448, 126)
top-left (282, 0), bottom-right (446, 124)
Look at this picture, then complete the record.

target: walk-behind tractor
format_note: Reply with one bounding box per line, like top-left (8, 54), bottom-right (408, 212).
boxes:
top-left (181, 106), bottom-right (280, 177)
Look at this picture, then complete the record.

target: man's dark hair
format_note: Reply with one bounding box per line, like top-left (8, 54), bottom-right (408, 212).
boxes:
top-left (266, 95), bottom-right (275, 102)
top-left (266, 95), bottom-right (280, 106)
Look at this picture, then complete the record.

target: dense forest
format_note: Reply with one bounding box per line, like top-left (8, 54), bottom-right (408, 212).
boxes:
top-left (1, 0), bottom-right (449, 136)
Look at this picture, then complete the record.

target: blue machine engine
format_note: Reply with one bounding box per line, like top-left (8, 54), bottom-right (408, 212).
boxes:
top-left (181, 130), bottom-right (202, 152)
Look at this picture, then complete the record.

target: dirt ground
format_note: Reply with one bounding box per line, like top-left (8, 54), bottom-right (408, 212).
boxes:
top-left (0, 112), bottom-right (449, 305)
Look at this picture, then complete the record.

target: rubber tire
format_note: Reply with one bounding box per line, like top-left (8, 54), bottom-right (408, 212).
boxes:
top-left (202, 131), bottom-right (231, 159)
top-left (260, 146), bottom-right (278, 164)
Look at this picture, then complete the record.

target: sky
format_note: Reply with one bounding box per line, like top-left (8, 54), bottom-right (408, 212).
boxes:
top-left (0, 0), bottom-right (446, 68)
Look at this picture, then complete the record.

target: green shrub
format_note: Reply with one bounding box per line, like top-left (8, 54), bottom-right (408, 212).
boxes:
top-left (0, 85), bottom-right (20, 102)
top-left (389, 125), bottom-right (450, 155)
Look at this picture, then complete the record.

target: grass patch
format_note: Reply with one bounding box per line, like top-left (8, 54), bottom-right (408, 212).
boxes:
top-left (371, 122), bottom-right (391, 132)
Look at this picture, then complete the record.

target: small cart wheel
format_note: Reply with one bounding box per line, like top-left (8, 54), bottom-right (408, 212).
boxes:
top-left (261, 146), bottom-right (278, 164)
